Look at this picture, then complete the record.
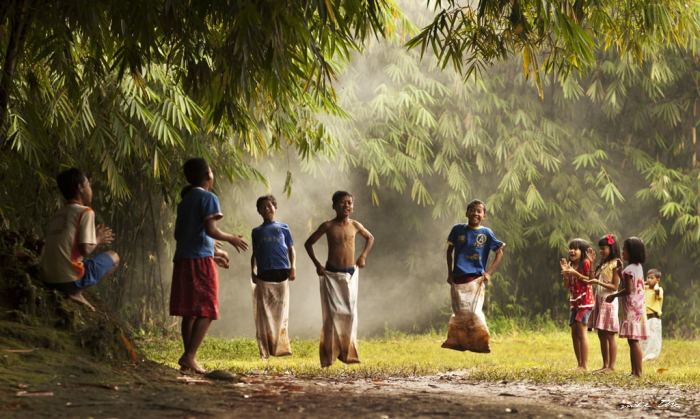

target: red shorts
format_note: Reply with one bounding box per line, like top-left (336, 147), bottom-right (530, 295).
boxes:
top-left (170, 257), bottom-right (219, 319)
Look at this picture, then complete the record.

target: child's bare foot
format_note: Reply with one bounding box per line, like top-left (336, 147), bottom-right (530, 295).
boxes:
top-left (178, 355), bottom-right (206, 375)
top-left (68, 292), bottom-right (95, 311)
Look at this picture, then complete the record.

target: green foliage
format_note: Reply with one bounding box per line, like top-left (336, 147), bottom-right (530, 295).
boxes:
top-left (323, 13), bottom-right (700, 333)
top-left (407, 1), bottom-right (700, 96)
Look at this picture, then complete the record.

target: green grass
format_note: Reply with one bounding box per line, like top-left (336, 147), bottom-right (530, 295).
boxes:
top-left (139, 329), bottom-right (700, 388)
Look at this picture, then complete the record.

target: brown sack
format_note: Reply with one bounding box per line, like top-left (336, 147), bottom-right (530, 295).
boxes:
top-left (441, 278), bottom-right (491, 353)
top-left (252, 279), bottom-right (292, 358)
top-left (319, 269), bottom-right (360, 367)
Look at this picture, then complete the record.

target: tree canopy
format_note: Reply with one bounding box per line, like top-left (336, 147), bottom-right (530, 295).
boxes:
top-left (407, 1), bottom-right (700, 96)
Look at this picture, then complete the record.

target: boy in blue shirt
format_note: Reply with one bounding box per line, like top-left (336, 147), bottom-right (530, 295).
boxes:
top-left (251, 194), bottom-right (295, 283)
top-left (446, 199), bottom-right (505, 284)
top-left (170, 158), bottom-right (248, 374)
top-left (250, 194), bottom-right (295, 358)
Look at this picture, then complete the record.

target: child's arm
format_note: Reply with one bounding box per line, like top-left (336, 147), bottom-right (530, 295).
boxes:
top-left (606, 271), bottom-right (632, 302)
top-left (79, 224), bottom-right (114, 257)
top-left (205, 218), bottom-right (248, 252)
top-left (250, 252), bottom-right (257, 281)
top-left (353, 221), bottom-right (374, 268)
top-left (304, 222), bottom-right (330, 276)
top-left (483, 245), bottom-right (505, 282)
top-left (446, 244), bottom-right (454, 283)
top-left (288, 246), bottom-right (296, 281)
top-left (595, 266), bottom-right (620, 291)
top-left (560, 258), bottom-right (570, 288)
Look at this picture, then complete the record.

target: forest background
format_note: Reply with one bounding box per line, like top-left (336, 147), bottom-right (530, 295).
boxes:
top-left (1, 0), bottom-right (699, 338)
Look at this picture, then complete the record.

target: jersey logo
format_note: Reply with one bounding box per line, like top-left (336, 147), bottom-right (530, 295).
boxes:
top-left (474, 233), bottom-right (487, 248)
top-left (457, 234), bottom-right (466, 243)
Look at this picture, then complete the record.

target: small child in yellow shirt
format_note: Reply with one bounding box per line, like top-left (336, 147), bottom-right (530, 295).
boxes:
top-left (642, 268), bottom-right (663, 361)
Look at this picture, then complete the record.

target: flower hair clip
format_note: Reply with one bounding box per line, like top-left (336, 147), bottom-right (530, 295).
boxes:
top-left (606, 233), bottom-right (615, 245)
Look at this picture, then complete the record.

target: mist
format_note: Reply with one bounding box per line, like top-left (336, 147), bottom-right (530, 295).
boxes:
top-left (206, 159), bottom-right (456, 338)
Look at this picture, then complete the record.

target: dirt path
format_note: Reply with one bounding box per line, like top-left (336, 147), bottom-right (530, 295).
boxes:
top-left (2, 364), bottom-right (697, 418)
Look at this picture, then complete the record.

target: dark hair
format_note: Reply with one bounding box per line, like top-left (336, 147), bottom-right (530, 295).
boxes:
top-left (332, 191), bottom-right (353, 206)
top-left (647, 268), bottom-right (662, 280)
top-left (597, 233), bottom-right (621, 270)
top-left (467, 199), bottom-right (487, 214)
top-left (56, 168), bottom-right (87, 200)
top-left (568, 238), bottom-right (591, 271)
top-left (256, 194), bottom-right (278, 210)
top-left (183, 158), bottom-right (210, 186)
top-left (623, 237), bottom-right (646, 264)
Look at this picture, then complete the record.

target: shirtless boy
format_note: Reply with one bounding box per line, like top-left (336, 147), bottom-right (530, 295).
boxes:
top-left (304, 190), bottom-right (374, 367)
top-left (304, 191), bottom-right (374, 276)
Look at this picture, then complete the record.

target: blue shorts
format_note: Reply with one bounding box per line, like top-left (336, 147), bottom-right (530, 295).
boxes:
top-left (325, 262), bottom-right (355, 276)
top-left (48, 252), bottom-right (115, 294)
top-left (569, 308), bottom-right (593, 326)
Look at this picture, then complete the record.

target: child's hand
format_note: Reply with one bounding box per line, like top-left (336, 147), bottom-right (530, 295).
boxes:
top-left (559, 258), bottom-right (569, 271)
top-left (96, 224), bottom-right (115, 245)
top-left (356, 255), bottom-right (366, 268)
top-left (315, 264), bottom-right (326, 276)
top-left (229, 235), bottom-right (248, 252)
top-left (214, 255), bottom-right (229, 269)
top-left (446, 273), bottom-right (453, 284)
top-left (482, 272), bottom-right (491, 283)
top-left (289, 267), bottom-right (296, 281)
top-left (214, 248), bottom-right (229, 268)
top-left (605, 295), bottom-right (615, 303)
top-left (586, 247), bottom-right (596, 262)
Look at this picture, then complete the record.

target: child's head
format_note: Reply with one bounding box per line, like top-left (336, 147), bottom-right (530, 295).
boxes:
top-left (466, 199), bottom-right (486, 227)
top-left (646, 268), bottom-right (661, 287)
top-left (256, 194), bottom-right (277, 222)
top-left (183, 158), bottom-right (213, 188)
top-left (622, 236), bottom-right (646, 264)
top-left (597, 233), bottom-right (620, 265)
top-left (332, 191), bottom-right (353, 217)
top-left (567, 238), bottom-right (590, 269)
top-left (56, 168), bottom-right (91, 204)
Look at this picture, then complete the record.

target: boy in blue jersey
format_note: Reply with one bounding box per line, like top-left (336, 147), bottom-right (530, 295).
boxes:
top-left (446, 199), bottom-right (505, 284)
top-left (250, 194), bottom-right (295, 358)
top-left (251, 194), bottom-right (296, 283)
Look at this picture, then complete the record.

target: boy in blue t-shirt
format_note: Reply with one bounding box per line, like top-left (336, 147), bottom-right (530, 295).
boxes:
top-left (446, 199), bottom-right (505, 284)
top-left (251, 195), bottom-right (296, 282)
top-left (170, 158), bottom-right (248, 374)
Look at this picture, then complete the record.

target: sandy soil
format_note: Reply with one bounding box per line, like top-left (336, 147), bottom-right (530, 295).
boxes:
top-left (2, 364), bottom-right (697, 418)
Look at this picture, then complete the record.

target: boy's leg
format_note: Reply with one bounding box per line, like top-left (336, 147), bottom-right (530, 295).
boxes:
top-left (67, 292), bottom-right (96, 311)
top-left (181, 317), bottom-right (194, 354)
top-left (64, 251), bottom-right (120, 310)
top-left (180, 317), bottom-right (212, 374)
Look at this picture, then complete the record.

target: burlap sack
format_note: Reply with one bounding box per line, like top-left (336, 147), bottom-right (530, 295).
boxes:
top-left (252, 279), bottom-right (292, 358)
top-left (319, 268), bottom-right (360, 367)
top-left (441, 278), bottom-right (490, 353)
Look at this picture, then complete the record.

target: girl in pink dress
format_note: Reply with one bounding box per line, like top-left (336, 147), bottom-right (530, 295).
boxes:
top-left (606, 237), bottom-right (647, 377)
top-left (587, 234), bottom-right (621, 373)
top-left (560, 238), bottom-right (594, 370)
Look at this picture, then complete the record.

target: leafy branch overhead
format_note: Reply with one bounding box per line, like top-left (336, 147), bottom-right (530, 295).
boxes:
top-left (0, 0), bottom-right (397, 224)
top-left (406, 1), bottom-right (700, 97)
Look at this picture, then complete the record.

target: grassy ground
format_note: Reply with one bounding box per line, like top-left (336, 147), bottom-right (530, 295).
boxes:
top-left (139, 329), bottom-right (700, 388)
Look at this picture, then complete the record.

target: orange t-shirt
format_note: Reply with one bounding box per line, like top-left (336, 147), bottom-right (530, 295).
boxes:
top-left (40, 204), bottom-right (96, 283)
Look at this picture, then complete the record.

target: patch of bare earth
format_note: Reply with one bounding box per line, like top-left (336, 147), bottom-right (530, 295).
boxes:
top-left (2, 364), bottom-right (698, 418)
